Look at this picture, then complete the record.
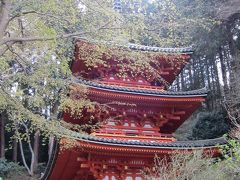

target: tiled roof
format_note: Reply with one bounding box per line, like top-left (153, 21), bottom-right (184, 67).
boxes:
top-left (128, 43), bottom-right (193, 54)
top-left (75, 38), bottom-right (194, 54)
top-left (69, 130), bottom-right (226, 149)
top-left (74, 78), bottom-right (208, 98)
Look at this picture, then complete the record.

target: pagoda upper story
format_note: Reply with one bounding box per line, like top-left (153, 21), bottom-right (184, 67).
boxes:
top-left (72, 39), bottom-right (193, 90)
top-left (65, 39), bottom-right (205, 142)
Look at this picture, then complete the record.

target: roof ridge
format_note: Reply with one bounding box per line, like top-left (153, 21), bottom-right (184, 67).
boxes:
top-left (128, 43), bottom-right (193, 53)
top-left (75, 37), bottom-right (194, 54)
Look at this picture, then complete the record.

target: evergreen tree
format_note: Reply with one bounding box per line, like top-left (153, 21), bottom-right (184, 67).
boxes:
top-left (191, 111), bottom-right (229, 140)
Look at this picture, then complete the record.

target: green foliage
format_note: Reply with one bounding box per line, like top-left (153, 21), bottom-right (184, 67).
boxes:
top-left (190, 110), bottom-right (229, 140)
top-left (221, 139), bottom-right (240, 176)
top-left (120, 0), bottom-right (219, 47)
top-left (0, 158), bottom-right (25, 178)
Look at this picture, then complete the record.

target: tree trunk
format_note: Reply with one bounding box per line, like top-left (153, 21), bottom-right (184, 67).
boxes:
top-left (48, 100), bottom-right (59, 160)
top-left (12, 138), bottom-right (18, 162)
top-left (210, 59), bottom-right (216, 93)
top-left (199, 58), bottom-right (206, 88)
top-left (219, 46), bottom-right (229, 97)
top-left (224, 47), bottom-right (232, 77)
top-left (188, 64), bottom-right (193, 90)
top-left (19, 137), bottom-right (33, 176)
top-left (205, 57), bottom-right (211, 90)
top-left (17, 123), bottom-right (35, 176)
top-left (211, 58), bottom-right (218, 109)
top-left (33, 130), bottom-right (40, 172)
top-left (228, 24), bottom-right (240, 94)
top-left (192, 58), bottom-right (198, 89)
top-left (0, 0), bottom-right (11, 42)
top-left (214, 59), bottom-right (221, 95)
top-left (0, 114), bottom-right (5, 158)
top-left (48, 135), bottom-right (54, 160)
top-left (180, 70), bottom-right (185, 90)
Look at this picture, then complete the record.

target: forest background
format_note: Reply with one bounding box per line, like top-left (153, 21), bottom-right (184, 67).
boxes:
top-left (0, 0), bottom-right (240, 179)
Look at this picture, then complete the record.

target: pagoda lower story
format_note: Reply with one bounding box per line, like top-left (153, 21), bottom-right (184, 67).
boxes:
top-left (46, 136), bottom-right (223, 180)
top-left (44, 39), bottom-right (226, 180)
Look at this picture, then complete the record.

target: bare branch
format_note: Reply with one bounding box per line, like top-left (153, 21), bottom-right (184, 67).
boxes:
top-left (19, 137), bottom-right (32, 175)
top-left (1, 19), bottom-right (115, 44)
top-left (6, 43), bottom-right (28, 69)
top-left (22, 122), bottom-right (35, 175)
top-left (9, 10), bottom-right (72, 24)
top-left (15, 125), bottom-right (32, 175)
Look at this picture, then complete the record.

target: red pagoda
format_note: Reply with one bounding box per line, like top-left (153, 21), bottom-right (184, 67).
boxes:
top-left (45, 39), bottom-right (225, 180)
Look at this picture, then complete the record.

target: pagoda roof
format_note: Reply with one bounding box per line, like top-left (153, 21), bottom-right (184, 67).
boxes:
top-left (67, 130), bottom-right (226, 149)
top-left (74, 78), bottom-right (208, 98)
top-left (75, 38), bottom-right (194, 55)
